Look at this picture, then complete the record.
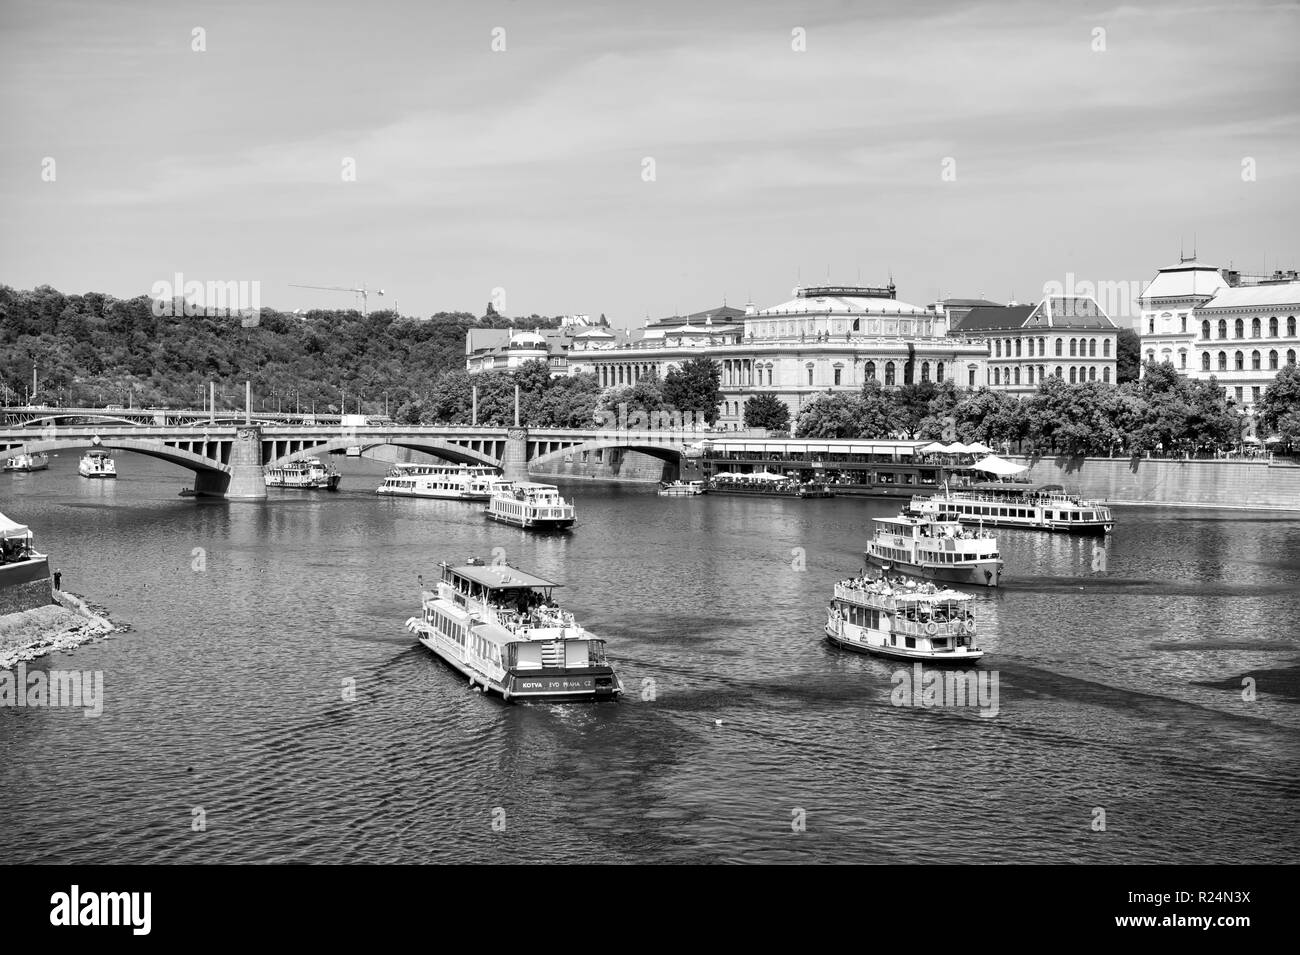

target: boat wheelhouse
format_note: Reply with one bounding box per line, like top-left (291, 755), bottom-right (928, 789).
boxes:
top-left (910, 482), bottom-right (1113, 534)
top-left (658, 479), bottom-right (707, 496)
top-left (376, 463), bottom-right (505, 500)
top-left (866, 511), bottom-right (1003, 587)
top-left (406, 559), bottom-right (622, 702)
top-left (78, 449), bottom-right (116, 479)
top-left (826, 576), bottom-right (983, 662)
top-left (484, 482), bottom-right (575, 530)
top-left (3, 452), bottom-right (49, 472)
top-left (265, 457), bottom-right (341, 490)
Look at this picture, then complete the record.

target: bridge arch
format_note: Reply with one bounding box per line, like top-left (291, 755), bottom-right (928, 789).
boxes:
top-left (6, 437), bottom-right (231, 475)
top-left (528, 439), bottom-right (686, 469)
top-left (264, 436), bottom-right (499, 469)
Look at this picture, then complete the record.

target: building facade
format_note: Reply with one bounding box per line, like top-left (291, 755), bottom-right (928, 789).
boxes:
top-left (952, 295), bottom-right (1119, 393)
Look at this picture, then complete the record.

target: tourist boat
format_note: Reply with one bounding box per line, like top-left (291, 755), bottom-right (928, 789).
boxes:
top-left (909, 482), bottom-right (1114, 534)
top-left (658, 479), bottom-right (707, 496)
top-left (0, 510), bottom-right (50, 599)
top-left (708, 473), bottom-right (835, 498)
top-left (865, 511), bottom-right (1003, 587)
top-left (405, 558), bottom-right (623, 702)
top-left (3, 452), bottom-right (48, 472)
top-left (265, 457), bottom-right (341, 490)
top-left (825, 575), bottom-right (983, 662)
top-left (78, 449), bottom-right (116, 479)
top-left (376, 463), bottom-right (506, 500)
top-left (484, 482), bottom-right (575, 530)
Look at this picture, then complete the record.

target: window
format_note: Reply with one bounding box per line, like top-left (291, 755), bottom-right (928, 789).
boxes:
top-left (1148, 318), bottom-right (1155, 334)
top-left (1180, 316), bottom-right (1187, 333)
top-left (1235, 318), bottom-right (1244, 338)
top-left (1103, 339), bottom-right (1110, 357)
top-left (1288, 349), bottom-right (1296, 366)
top-left (1179, 351), bottom-right (1186, 369)
top-left (1252, 318), bottom-right (1261, 338)
top-left (1015, 339), bottom-right (1022, 357)
top-left (833, 366), bottom-right (842, 386)
top-left (1202, 352), bottom-right (1211, 371)
top-left (1055, 366), bottom-right (1063, 378)
top-left (1069, 367), bottom-right (1077, 383)
top-left (807, 365), bottom-right (814, 386)
top-left (1202, 320), bottom-right (1211, 339)
top-left (1026, 366), bottom-right (1034, 384)
top-left (1013, 367), bottom-right (1020, 385)
top-left (1235, 386), bottom-right (1243, 402)
top-left (885, 361), bottom-right (896, 386)
top-left (864, 361), bottom-right (875, 380)
top-left (1218, 351), bottom-right (1227, 371)
top-left (1089, 339), bottom-right (1097, 357)
top-left (904, 361), bottom-right (914, 384)
top-left (920, 362), bottom-right (930, 382)
top-left (1055, 338), bottom-right (1063, 357)
top-left (1039, 365), bottom-right (1046, 381)
top-left (1269, 317), bottom-right (1278, 337)
top-left (1039, 338), bottom-right (1045, 356)
top-left (1269, 350), bottom-right (1278, 370)
top-left (1103, 367), bottom-right (1111, 383)
top-left (995, 340), bottom-right (1002, 357)
top-left (1251, 350), bottom-right (1261, 370)
top-left (1235, 350), bottom-right (1244, 370)
top-left (1070, 338), bottom-right (1078, 357)
top-left (1089, 366), bottom-right (1096, 381)
top-left (936, 362), bottom-right (944, 382)
top-left (767, 367), bottom-right (773, 385)
top-left (968, 369), bottom-right (976, 386)
top-left (993, 368), bottom-right (1001, 385)
top-left (1289, 317), bottom-right (1297, 337)
top-left (1218, 319), bottom-right (1227, 339)
top-left (1252, 386), bottom-right (1260, 402)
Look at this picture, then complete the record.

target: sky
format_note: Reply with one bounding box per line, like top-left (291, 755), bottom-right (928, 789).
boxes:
top-left (2, 0), bottom-right (1298, 329)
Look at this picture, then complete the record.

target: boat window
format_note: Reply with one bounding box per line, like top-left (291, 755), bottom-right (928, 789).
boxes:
top-left (905, 637), bottom-right (916, 649)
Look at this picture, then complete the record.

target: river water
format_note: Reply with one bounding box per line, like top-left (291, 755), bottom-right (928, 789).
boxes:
top-left (2, 455), bottom-right (1297, 864)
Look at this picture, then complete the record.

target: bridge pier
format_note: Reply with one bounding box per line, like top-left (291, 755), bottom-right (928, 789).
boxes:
top-left (501, 427), bottom-right (530, 483)
top-left (224, 426), bottom-right (267, 500)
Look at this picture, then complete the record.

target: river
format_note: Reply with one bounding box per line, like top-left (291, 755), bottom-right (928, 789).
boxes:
top-left (1, 454), bottom-right (1297, 863)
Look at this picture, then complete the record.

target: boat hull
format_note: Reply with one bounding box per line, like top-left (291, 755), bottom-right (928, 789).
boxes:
top-left (866, 552), bottom-right (1002, 588)
top-left (484, 510), bottom-right (575, 530)
top-left (825, 624), bottom-right (985, 663)
top-left (376, 486), bottom-right (488, 500)
top-left (266, 474), bottom-right (341, 490)
top-left (417, 634), bottom-right (620, 702)
top-left (78, 470), bottom-right (116, 479)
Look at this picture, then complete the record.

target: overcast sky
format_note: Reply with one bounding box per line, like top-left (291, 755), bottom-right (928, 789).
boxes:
top-left (2, 0), bottom-right (1297, 327)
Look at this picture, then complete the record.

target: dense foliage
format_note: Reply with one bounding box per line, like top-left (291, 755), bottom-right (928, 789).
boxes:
top-left (1258, 365), bottom-right (1300, 447)
top-left (1116, 327), bottom-right (1142, 383)
top-left (795, 360), bottom-right (1244, 456)
top-left (743, 392), bottom-right (791, 432)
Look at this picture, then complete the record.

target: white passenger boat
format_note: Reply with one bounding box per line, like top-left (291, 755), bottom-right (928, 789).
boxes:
top-left (78, 449), bottom-right (116, 479)
top-left (3, 452), bottom-right (49, 472)
top-left (376, 463), bottom-right (505, 500)
top-left (909, 481), bottom-right (1113, 534)
top-left (265, 457), bottom-right (341, 490)
top-left (484, 482), bottom-right (575, 530)
top-left (406, 559), bottom-right (623, 702)
top-left (658, 480), bottom-right (707, 496)
top-left (826, 575), bottom-right (984, 662)
top-left (865, 511), bottom-right (1003, 587)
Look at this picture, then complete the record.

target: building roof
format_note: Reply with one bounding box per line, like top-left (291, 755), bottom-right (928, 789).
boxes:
top-left (1025, 296), bottom-right (1116, 329)
top-left (941, 298), bottom-right (1002, 308)
top-left (573, 327), bottom-right (615, 338)
top-left (1140, 261), bottom-right (1229, 302)
top-left (757, 286), bottom-right (928, 317)
top-left (952, 305), bottom-right (1034, 331)
top-left (647, 304), bottom-right (746, 328)
top-left (1196, 281), bottom-right (1300, 311)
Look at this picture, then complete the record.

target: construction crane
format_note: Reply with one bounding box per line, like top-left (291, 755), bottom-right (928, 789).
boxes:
top-left (290, 283), bottom-right (385, 316)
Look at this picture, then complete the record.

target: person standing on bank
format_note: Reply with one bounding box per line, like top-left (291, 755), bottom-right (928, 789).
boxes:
top-left (53, 569), bottom-right (62, 591)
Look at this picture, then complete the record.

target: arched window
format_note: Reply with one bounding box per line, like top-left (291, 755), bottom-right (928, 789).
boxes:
top-left (1289, 316), bottom-right (1296, 337)
top-left (1179, 351), bottom-right (1186, 369)
top-left (995, 340), bottom-right (1002, 357)
top-left (1288, 349), bottom-right (1297, 366)
top-left (1235, 318), bottom-right (1244, 338)
top-left (1039, 365), bottom-right (1046, 381)
top-left (1146, 350), bottom-right (1155, 363)
top-left (921, 362), bottom-right (931, 382)
top-left (1201, 320), bottom-right (1211, 339)
top-left (1103, 339), bottom-right (1111, 357)
top-left (1201, 352), bottom-right (1211, 371)
top-left (768, 367), bottom-right (773, 385)
top-left (1026, 366), bottom-right (1034, 384)
top-left (1089, 339), bottom-right (1097, 357)
top-left (1269, 350), bottom-right (1278, 370)
top-left (864, 361), bottom-right (875, 380)
top-left (884, 362), bottom-right (895, 386)
top-left (1069, 367), bottom-right (1077, 383)
top-left (904, 361), bottom-right (914, 384)
top-left (1269, 317), bottom-right (1278, 337)
top-left (1235, 350), bottom-right (1244, 370)
top-left (1070, 338), bottom-right (1078, 357)
top-left (1218, 319), bottom-right (1227, 339)
top-left (1038, 339), bottom-right (1045, 356)
top-left (993, 368), bottom-right (1001, 385)
top-left (1103, 367), bottom-right (1111, 383)
top-left (1055, 338), bottom-right (1063, 357)
top-left (1252, 318), bottom-right (1261, 338)
top-left (1015, 339), bottom-right (1022, 357)
top-left (1054, 366), bottom-right (1063, 378)
top-left (807, 364), bottom-right (814, 386)
top-left (1251, 350), bottom-right (1261, 370)
top-left (936, 362), bottom-right (944, 382)
top-left (1013, 367), bottom-right (1021, 385)
top-left (1089, 367), bottom-right (1096, 381)
top-left (1218, 351), bottom-right (1227, 371)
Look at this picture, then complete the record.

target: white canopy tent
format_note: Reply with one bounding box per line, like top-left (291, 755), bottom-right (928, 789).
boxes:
top-left (965, 442), bottom-right (993, 454)
top-left (919, 442), bottom-right (948, 454)
top-left (972, 455), bottom-right (1028, 476)
top-left (0, 512), bottom-right (33, 541)
top-left (748, 471), bottom-right (787, 481)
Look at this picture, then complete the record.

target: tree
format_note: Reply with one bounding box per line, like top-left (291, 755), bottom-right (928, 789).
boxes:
top-left (794, 393), bottom-right (867, 439)
top-left (662, 357), bottom-right (722, 426)
top-left (1259, 365), bottom-right (1300, 445)
top-left (1116, 327), bottom-right (1141, 383)
top-left (743, 393), bottom-right (790, 432)
top-left (893, 381), bottom-right (942, 439)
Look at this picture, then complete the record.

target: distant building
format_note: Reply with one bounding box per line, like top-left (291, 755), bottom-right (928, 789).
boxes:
top-left (952, 295), bottom-right (1119, 393)
top-left (935, 297), bottom-right (1003, 329)
top-left (1138, 258), bottom-right (1229, 375)
top-left (466, 324), bottom-right (635, 377)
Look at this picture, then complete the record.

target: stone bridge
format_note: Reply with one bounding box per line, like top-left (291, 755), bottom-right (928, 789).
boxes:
top-left (0, 423), bottom-right (701, 499)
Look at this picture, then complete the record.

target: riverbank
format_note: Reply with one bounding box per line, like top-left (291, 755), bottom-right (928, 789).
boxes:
top-left (0, 591), bottom-right (119, 668)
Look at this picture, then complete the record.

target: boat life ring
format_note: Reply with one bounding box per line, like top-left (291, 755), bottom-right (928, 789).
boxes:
top-left (925, 622), bottom-right (938, 636)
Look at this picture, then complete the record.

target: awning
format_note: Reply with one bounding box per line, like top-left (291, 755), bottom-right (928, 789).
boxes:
top-left (749, 471), bottom-right (787, 481)
top-left (0, 512), bottom-right (33, 540)
top-left (965, 441), bottom-right (993, 454)
top-left (919, 442), bottom-right (948, 454)
top-left (972, 454), bottom-right (1028, 476)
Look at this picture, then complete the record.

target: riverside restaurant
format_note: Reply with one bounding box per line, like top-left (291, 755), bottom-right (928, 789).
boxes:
top-left (698, 439), bottom-right (983, 498)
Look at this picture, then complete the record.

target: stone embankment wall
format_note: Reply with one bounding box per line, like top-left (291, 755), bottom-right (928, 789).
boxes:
top-left (1008, 456), bottom-right (1300, 510)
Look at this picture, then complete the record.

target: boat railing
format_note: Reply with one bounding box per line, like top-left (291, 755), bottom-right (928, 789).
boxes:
top-left (920, 490), bottom-right (1106, 508)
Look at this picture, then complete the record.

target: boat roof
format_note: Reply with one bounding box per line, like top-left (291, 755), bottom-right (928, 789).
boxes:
top-left (510, 482), bottom-right (559, 490)
top-left (447, 563), bottom-right (561, 591)
top-left (967, 482), bottom-right (1063, 493)
top-left (891, 589), bottom-right (971, 602)
top-left (873, 514), bottom-right (957, 526)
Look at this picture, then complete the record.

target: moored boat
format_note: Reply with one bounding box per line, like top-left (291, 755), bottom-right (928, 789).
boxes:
top-left (708, 473), bottom-right (835, 498)
top-left (484, 482), bottom-right (575, 530)
top-left (825, 575), bottom-right (984, 662)
top-left (78, 449), bottom-right (116, 479)
top-left (865, 511), bottom-right (1003, 587)
top-left (405, 558), bottom-right (623, 702)
top-left (658, 479), bottom-right (707, 496)
top-left (3, 452), bottom-right (49, 472)
top-left (376, 463), bottom-right (505, 500)
top-left (265, 457), bottom-right (341, 490)
top-left (908, 482), bottom-right (1113, 534)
